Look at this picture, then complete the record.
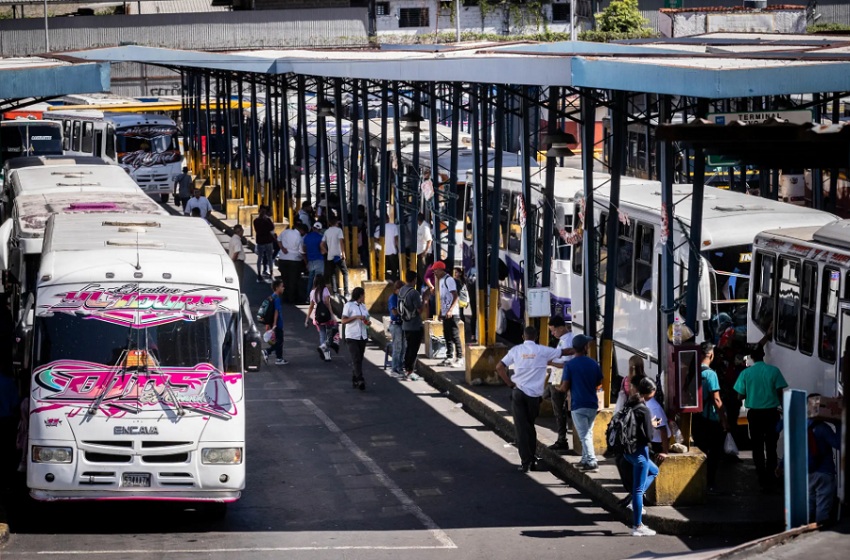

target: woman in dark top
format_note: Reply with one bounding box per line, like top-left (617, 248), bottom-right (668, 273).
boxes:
top-left (623, 377), bottom-right (661, 537)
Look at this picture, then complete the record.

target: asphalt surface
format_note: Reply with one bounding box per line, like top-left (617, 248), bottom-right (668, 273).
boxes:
top-left (0, 221), bottom-right (746, 560)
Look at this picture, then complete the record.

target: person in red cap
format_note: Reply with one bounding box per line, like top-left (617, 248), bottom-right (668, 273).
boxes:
top-left (433, 261), bottom-right (464, 369)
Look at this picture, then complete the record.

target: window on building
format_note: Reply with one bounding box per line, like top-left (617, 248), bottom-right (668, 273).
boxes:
top-left (799, 261), bottom-right (818, 355)
top-left (819, 268), bottom-right (841, 363)
top-left (775, 256), bottom-right (801, 349)
top-left (634, 223), bottom-right (653, 301)
top-left (399, 7), bottom-right (429, 28)
top-left (552, 3), bottom-right (570, 22)
top-left (375, 1), bottom-right (390, 16)
top-left (752, 251), bottom-right (776, 333)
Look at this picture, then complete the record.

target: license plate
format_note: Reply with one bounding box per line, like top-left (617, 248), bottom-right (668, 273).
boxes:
top-left (122, 473), bottom-right (151, 488)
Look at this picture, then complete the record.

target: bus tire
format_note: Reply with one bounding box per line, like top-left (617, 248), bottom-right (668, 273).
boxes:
top-left (160, 193), bottom-right (170, 203)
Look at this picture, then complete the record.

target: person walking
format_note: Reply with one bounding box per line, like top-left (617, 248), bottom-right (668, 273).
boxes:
top-left (433, 261), bottom-right (463, 369)
top-left (733, 346), bottom-right (788, 491)
top-left (496, 326), bottom-right (567, 473)
top-left (321, 216), bottom-right (350, 298)
top-left (546, 315), bottom-right (575, 453)
top-left (341, 287), bottom-right (370, 391)
top-left (807, 394), bottom-right (842, 526)
top-left (692, 342), bottom-right (728, 494)
top-left (416, 213), bottom-right (432, 285)
top-left (277, 222), bottom-right (304, 303)
top-left (305, 274), bottom-right (337, 362)
top-left (560, 334), bottom-right (603, 472)
top-left (253, 205), bottom-right (277, 282)
top-left (173, 166), bottom-right (193, 210)
top-left (623, 377), bottom-right (662, 537)
top-left (303, 222), bottom-right (326, 299)
top-left (228, 224), bottom-right (246, 286)
top-left (387, 280), bottom-right (407, 378)
top-left (399, 271), bottom-right (424, 381)
top-left (183, 187), bottom-right (213, 219)
top-left (267, 279), bottom-right (288, 366)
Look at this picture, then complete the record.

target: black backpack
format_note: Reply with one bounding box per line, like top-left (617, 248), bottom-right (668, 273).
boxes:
top-left (314, 290), bottom-right (332, 324)
top-left (606, 405), bottom-right (638, 455)
top-left (399, 286), bottom-right (416, 322)
top-left (256, 295), bottom-right (276, 326)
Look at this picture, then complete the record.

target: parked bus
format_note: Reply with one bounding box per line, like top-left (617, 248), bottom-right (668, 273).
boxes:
top-left (44, 110), bottom-right (182, 202)
top-left (0, 120), bottom-right (63, 183)
top-left (749, 220), bottom-right (850, 397)
top-left (22, 212), bottom-right (249, 508)
top-left (569, 180), bottom-right (839, 388)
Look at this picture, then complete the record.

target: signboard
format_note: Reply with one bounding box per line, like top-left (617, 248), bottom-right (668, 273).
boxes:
top-left (705, 110), bottom-right (813, 166)
top-left (664, 0), bottom-right (683, 8)
top-left (526, 287), bottom-right (550, 318)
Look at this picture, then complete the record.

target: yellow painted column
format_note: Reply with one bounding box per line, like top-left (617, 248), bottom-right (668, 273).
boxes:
top-left (377, 236), bottom-right (387, 281)
top-left (600, 338), bottom-right (614, 408)
top-left (351, 226), bottom-right (360, 267)
top-left (539, 317), bottom-right (549, 346)
top-left (368, 238), bottom-right (377, 280)
top-left (487, 287), bottom-right (498, 346)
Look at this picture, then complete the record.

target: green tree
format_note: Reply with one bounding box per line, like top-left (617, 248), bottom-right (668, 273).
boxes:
top-left (595, 0), bottom-right (648, 33)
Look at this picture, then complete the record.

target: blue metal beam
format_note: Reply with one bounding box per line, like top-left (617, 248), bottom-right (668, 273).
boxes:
top-left (0, 61), bottom-right (109, 100)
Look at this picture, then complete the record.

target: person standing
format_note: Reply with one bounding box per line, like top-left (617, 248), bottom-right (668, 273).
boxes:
top-left (184, 187), bottom-right (213, 219)
top-left (496, 326), bottom-right (566, 472)
top-left (807, 394), bottom-right (841, 525)
top-left (341, 288), bottom-right (370, 391)
top-left (268, 279), bottom-right (288, 366)
top-left (298, 201), bottom-right (313, 228)
top-left (228, 224), bottom-right (246, 286)
top-left (277, 222), bottom-right (304, 303)
top-left (399, 271), bottom-right (424, 380)
top-left (560, 334), bottom-right (603, 472)
top-left (733, 346), bottom-right (788, 490)
top-left (623, 378), bottom-right (662, 537)
top-left (546, 315), bottom-right (575, 453)
top-left (433, 261), bottom-right (463, 369)
top-left (416, 213), bottom-right (432, 284)
top-left (321, 216), bottom-right (350, 298)
top-left (302, 222), bottom-right (326, 299)
top-left (693, 342), bottom-right (728, 494)
top-left (375, 219), bottom-right (400, 281)
top-left (387, 280), bottom-right (407, 378)
top-left (253, 206), bottom-right (277, 282)
top-left (305, 274), bottom-right (337, 362)
top-left (173, 166), bottom-right (193, 210)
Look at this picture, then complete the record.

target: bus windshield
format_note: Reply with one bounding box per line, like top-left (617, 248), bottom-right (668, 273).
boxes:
top-left (115, 125), bottom-right (180, 159)
top-left (1, 123), bottom-right (63, 161)
top-left (704, 244), bottom-right (752, 341)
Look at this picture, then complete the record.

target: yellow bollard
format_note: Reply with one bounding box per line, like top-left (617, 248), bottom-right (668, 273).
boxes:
top-left (368, 238), bottom-right (377, 281)
top-left (487, 287), bottom-right (498, 347)
top-left (377, 236), bottom-right (386, 282)
top-left (600, 338), bottom-right (614, 409)
top-left (539, 317), bottom-right (549, 346)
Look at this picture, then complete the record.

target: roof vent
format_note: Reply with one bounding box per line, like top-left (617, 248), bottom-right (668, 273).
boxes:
top-left (102, 220), bottom-right (161, 228)
top-left (106, 239), bottom-right (165, 248)
top-left (743, 0), bottom-right (767, 9)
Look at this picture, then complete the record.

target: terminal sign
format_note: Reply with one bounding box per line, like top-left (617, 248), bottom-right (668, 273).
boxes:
top-left (706, 110), bottom-right (813, 166)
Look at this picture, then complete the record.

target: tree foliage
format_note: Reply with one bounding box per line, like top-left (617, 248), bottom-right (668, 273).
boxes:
top-left (595, 0), bottom-right (648, 33)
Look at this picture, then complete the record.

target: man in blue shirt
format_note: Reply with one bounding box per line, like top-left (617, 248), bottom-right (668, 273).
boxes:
top-left (693, 342), bottom-right (727, 494)
top-left (303, 222), bottom-right (326, 296)
top-left (270, 279), bottom-right (288, 365)
top-left (560, 334), bottom-right (603, 472)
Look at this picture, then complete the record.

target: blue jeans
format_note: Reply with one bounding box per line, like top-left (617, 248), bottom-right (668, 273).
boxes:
top-left (624, 446), bottom-right (659, 528)
top-left (809, 471), bottom-right (836, 523)
top-left (307, 260), bottom-right (324, 294)
top-left (256, 243), bottom-right (275, 276)
top-left (389, 322), bottom-right (405, 372)
top-left (571, 408), bottom-right (598, 465)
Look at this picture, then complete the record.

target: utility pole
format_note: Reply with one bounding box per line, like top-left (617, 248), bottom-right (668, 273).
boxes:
top-left (455, 0), bottom-right (461, 42)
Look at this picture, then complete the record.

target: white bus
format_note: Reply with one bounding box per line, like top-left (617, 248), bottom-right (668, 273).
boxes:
top-left (749, 220), bottom-right (850, 397)
top-left (0, 120), bottom-right (63, 187)
top-left (23, 212), bottom-right (248, 507)
top-left (569, 181), bottom-right (839, 385)
top-left (45, 110), bottom-right (182, 202)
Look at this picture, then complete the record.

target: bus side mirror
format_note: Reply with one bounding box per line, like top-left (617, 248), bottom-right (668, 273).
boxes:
top-left (241, 294), bottom-right (262, 372)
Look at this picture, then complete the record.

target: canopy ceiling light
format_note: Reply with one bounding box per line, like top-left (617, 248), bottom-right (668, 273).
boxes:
top-left (544, 131), bottom-right (577, 157)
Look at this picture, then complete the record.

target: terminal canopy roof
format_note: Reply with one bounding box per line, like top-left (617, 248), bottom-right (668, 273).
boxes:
top-left (0, 56), bottom-right (110, 109)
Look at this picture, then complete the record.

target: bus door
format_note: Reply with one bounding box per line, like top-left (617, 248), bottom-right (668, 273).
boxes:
top-left (837, 302), bottom-right (850, 397)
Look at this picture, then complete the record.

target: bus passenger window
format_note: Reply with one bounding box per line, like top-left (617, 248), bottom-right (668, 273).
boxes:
top-left (634, 223), bottom-right (653, 301)
top-left (775, 256), bottom-right (801, 349)
top-left (72, 121), bottom-right (82, 152)
top-left (105, 126), bottom-right (116, 160)
top-left (598, 213), bottom-right (608, 285)
top-left (81, 122), bottom-right (94, 154)
top-left (62, 120), bottom-right (71, 151)
top-left (507, 193), bottom-right (520, 253)
top-left (615, 220), bottom-right (634, 292)
top-left (819, 268), bottom-right (840, 363)
top-left (799, 262), bottom-right (818, 356)
top-left (752, 251), bottom-right (776, 334)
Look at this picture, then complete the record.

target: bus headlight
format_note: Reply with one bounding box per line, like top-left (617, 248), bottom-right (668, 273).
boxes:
top-left (32, 446), bottom-right (73, 463)
top-left (201, 447), bottom-right (242, 464)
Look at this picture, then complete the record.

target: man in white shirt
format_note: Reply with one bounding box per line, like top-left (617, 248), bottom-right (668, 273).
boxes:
top-left (374, 220), bottom-right (399, 281)
top-left (433, 261), bottom-right (463, 368)
top-left (496, 326), bottom-right (565, 472)
top-left (321, 216), bottom-right (350, 298)
top-left (278, 223), bottom-right (305, 303)
top-left (228, 224), bottom-right (246, 286)
top-left (183, 188), bottom-right (213, 219)
top-left (547, 315), bottom-right (575, 453)
top-left (416, 213), bottom-right (433, 284)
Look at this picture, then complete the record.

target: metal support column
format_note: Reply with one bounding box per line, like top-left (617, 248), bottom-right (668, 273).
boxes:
top-left (684, 99), bottom-right (709, 334)
top-left (519, 86), bottom-right (534, 329)
top-left (488, 86), bottom-right (505, 347)
top-left (446, 84), bottom-right (461, 266)
top-left (249, 78), bottom-right (261, 204)
top-left (349, 79), bottom-right (362, 267)
top-left (813, 93), bottom-right (824, 210)
top-left (361, 81), bottom-right (377, 279)
top-left (540, 86), bottom-right (560, 343)
top-left (296, 75), bottom-right (309, 206)
top-left (376, 82), bottom-right (390, 281)
top-left (391, 82), bottom-right (403, 279)
top-left (471, 84), bottom-right (487, 343)
top-left (581, 91), bottom-right (598, 350)
top-left (279, 76), bottom-right (294, 225)
top-left (236, 76), bottom-right (246, 199)
top-left (316, 78), bottom-right (333, 224)
top-left (659, 95), bottom-right (676, 341)
top-left (334, 79), bottom-right (349, 259)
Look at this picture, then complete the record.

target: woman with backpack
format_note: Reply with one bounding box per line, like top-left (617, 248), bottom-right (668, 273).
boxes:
top-left (305, 274), bottom-right (337, 362)
top-left (622, 377), bottom-right (662, 537)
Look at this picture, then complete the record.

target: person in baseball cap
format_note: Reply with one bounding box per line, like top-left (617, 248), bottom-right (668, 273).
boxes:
top-left (313, 221), bottom-right (323, 231)
top-left (572, 334), bottom-right (593, 351)
top-left (547, 314), bottom-right (575, 453)
top-left (432, 261), bottom-right (446, 270)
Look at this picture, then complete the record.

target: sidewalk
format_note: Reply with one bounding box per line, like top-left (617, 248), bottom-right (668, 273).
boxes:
top-left (206, 207), bottom-right (787, 538)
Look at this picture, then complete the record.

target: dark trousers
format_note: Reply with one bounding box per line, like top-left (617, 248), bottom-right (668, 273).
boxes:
top-left (748, 408), bottom-right (780, 486)
top-left (548, 384), bottom-right (569, 442)
top-left (403, 328), bottom-right (423, 373)
top-left (347, 338), bottom-right (367, 382)
top-left (442, 316), bottom-right (463, 360)
top-left (233, 259), bottom-right (245, 287)
top-left (279, 260), bottom-right (302, 303)
top-left (273, 327), bottom-right (283, 359)
top-left (511, 388), bottom-right (541, 467)
top-left (385, 254), bottom-right (399, 281)
top-left (324, 258), bottom-right (350, 295)
top-left (692, 414), bottom-right (724, 487)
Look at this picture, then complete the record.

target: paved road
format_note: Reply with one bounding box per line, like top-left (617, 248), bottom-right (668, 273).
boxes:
top-left (0, 227), bottom-right (744, 560)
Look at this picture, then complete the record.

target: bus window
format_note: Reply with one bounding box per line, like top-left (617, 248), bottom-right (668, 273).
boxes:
top-left (105, 125), bottom-right (116, 160)
top-left (775, 256), bottom-right (801, 349)
top-left (508, 193), bottom-right (522, 254)
top-left (819, 268), bottom-right (840, 363)
top-left (554, 209), bottom-right (572, 261)
top-left (572, 206), bottom-right (583, 276)
top-left (634, 222), bottom-right (653, 301)
top-left (752, 251), bottom-right (776, 334)
top-left (81, 122), bottom-right (94, 154)
top-left (499, 191), bottom-right (509, 252)
top-left (615, 220), bottom-right (634, 292)
top-left (598, 212), bottom-right (608, 285)
top-left (799, 261), bottom-right (818, 356)
top-left (62, 120), bottom-right (71, 151)
top-left (71, 120), bottom-right (82, 152)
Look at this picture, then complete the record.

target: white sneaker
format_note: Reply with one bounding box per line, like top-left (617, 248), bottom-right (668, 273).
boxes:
top-left (275, 358), bottom-right (289, 365)
top-left (626, 502), bottom-right (647, 516)
top-left (631, 524), bottom-right (656, 537)
top-left (452, 358), bottom-right (465, 369)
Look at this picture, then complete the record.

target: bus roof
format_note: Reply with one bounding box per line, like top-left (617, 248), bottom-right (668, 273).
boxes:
top-left (45, 110), bottom-right (177, 128)
top-left (40, 213), bottom-right (237, 294)
top-left (590, 182), bottom-right (839, 250)
top-left (11, 165), bottom-right (141, 197)
top-left (762, 220), bottom-right (850, 252)
top-left (4, 155), bottom-right (107, 173)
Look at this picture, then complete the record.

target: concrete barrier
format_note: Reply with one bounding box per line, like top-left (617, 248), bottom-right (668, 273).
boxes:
top-left (572, 406), bottom-right (614, 460)
top-left (362, 280), bottom-right (393, 315)
top-left (238, 205), bottom-right (259, 232)
top-left (464, 343), bottom-right (507, 386)
top-left (646, 451), bottom-right (707, 506)
top-left (226, 198), bottom-right (244, 221)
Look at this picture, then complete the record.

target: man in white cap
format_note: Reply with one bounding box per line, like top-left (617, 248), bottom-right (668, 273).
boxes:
top-left (302, 221), bottom-right (325, 297)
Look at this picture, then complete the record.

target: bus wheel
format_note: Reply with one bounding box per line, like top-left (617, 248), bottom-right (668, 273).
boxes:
top-left (160, 193), bottom-right (170, 203)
